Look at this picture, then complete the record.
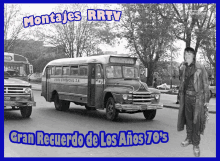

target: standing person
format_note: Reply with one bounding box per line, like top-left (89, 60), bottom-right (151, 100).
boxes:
top-left (153, 78), bottom-right (157, 88)
top-left (177, 47), bottom-right (210, 157)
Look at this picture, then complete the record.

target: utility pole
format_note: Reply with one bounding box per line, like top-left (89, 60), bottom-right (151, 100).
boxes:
top-left (170, 51), bottom-right (173, 89)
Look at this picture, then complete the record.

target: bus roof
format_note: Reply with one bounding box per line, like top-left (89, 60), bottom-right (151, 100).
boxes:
top-left (4, 52), bottom-right (29, 63)
top-left (45, 55), bottom-right (138, 66)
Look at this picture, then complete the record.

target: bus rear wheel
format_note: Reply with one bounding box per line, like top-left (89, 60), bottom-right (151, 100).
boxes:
top-left (20, 106), bottom-right (32, 118)
top-left (106, 97), bottom-right (118, 121)
top-left (143, 110), bottom-right (156, 120)
top-left (54, 94), bottom-right (70, 111)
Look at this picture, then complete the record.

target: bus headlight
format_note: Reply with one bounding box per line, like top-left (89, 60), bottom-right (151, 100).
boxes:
top-left (24, 88), bottom-right (32, 94)
top-left (155, 94), bottom-right (160, 100)
top-left (122, 94), bottom-right (128, 100)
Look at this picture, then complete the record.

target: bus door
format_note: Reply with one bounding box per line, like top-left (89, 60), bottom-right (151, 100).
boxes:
top-left (46, 67), bottom-right (51, 101)
top-left (88, 63), bottom-right (96, 107)
top-left (95, 64), bottom-right (104, 109)
top-left (87, 64), bottom-right (104, 108)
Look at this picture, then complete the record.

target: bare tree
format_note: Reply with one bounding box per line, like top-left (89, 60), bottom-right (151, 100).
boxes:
top-left (120, 4), bottom-right (175, 85)
top-left (35, 4), bottom-right (114, 58)
top-left (200, 27), bottom-right (216, 84)
top-left (157, 3), bottom-right (216, 54)
top-left (4, 4), bottom-right (24, 52)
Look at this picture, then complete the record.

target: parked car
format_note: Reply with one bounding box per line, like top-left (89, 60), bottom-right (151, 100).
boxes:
top-left (209, 85), bottom-right (216, 98)
top-left (176, 85), bottom-right (215, 104)
top-left (157, 83), bottom-right (170, 90)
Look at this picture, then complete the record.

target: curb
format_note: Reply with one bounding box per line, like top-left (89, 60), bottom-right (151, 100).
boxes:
top-left (160, 92), bottom-right (178, 95)
top-left (32, 88), bottom-right (41, 91)
top-left (163, 105), bottom-right (216, 114)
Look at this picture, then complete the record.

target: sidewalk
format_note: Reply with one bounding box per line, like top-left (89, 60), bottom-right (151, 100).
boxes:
top-left (161, 95), bottom-right (216, 114)
top-left (31, 83), bottom-right (216, 114)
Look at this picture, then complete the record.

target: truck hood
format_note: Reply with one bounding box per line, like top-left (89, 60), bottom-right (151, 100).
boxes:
top-left (4, 78), bottom-right (30, 87)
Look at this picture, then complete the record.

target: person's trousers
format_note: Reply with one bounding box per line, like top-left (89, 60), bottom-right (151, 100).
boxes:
top-left (185, 94), bottom-right (201, 146)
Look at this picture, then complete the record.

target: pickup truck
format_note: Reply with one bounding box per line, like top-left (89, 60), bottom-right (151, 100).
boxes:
top-left (4, 71), bottom-right (36, 118)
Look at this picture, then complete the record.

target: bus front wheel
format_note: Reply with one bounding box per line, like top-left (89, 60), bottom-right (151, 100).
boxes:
top-left (143, 110), bottom-right (156, 120)
top-left (20, 106), bottom-right (32, 118)
top-left (54, 94), bottom-right (70, 111)
top-left (106, 97), bottom-right (118, 121)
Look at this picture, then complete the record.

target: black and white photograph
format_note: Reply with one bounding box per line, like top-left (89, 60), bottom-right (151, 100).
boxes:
top-left (4, 3), bottom-right (216, 157)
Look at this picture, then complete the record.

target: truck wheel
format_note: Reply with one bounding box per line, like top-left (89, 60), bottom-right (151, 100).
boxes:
top-left (143, 110), bottom-right (156, 120)
top-left (106, 97), bottom-right (118, 121)
top-left (54, 93), bottom-right (70, 111)
top-left (85, 105), bottom-right (96, 110)
top-left (20, 106), bottom-right (32, 118)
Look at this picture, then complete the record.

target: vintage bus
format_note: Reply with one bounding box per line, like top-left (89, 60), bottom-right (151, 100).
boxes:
top-left (41, 55), bottom-right (163, 121)
top-left (4, 52), bottom-right (33, 81)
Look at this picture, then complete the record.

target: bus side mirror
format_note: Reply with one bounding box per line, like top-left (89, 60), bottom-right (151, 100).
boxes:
top-left (145, 68), bottom-right (148, 77)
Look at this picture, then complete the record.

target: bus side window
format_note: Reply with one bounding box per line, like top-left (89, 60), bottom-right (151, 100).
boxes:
top-left (51, 67), bottom-right (55, 75)
top-left (70, 66), bottom-right (78, 75)
top-left (96, 65), bottom-right (102, 78)
top-left (63, 66), bottom-right (70, 75)
top-left (47, 67), bottom-right (51, 76)
top-left (55, 67), bottom-right (62, 75)
top-left (79, 66), bottom-right (88, 76)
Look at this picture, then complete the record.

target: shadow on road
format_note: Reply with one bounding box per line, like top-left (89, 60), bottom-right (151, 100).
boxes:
top-left (4, 111), bottom-right (33, 121)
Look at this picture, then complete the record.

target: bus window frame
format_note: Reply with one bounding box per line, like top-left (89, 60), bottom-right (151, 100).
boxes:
top-left (105, 65), bottom-right (139, 79)
top-left (51, 66), bottom-right (55, 75)
top-left (123, 66), bottom-right (139, 78)
top-left (105, 65), bottom-right (123, 79)
top-left (96, 64), bottom-right (103, 79)
top-left (70, 65), bottom-right (79, 76)
top-left (54, 66), bottom-right (62, 76)
top-left (62, 66), bottom-right (70, 76)
top-left (79, 65), bottom-right (88, 77)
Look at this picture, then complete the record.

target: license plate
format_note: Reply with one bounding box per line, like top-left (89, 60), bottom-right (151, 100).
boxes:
top-left (4, 97), bottom-right (10, 101)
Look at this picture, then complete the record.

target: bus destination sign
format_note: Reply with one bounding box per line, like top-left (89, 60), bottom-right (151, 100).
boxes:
top-left (4, 55), bottom-right (13, 61)
top-left (109, 57), bottom-right (136, 65)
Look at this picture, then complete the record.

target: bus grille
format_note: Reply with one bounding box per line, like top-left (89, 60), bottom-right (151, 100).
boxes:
top-left (132, 92), bottom-right (152, 104)
top-left (4, 87), bottom-right (24, 94)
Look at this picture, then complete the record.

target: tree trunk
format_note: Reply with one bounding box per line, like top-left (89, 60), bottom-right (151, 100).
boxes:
top-left (146, 64), bottom-right (154, 86)
top-left (214, 64), bottom-right (216, 85)
top-left (186, 32), bottom-right (191, 47)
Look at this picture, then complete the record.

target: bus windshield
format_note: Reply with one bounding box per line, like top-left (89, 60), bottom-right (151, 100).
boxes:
top-left (106, 66), bottom-right (139, 79)
top-left (4, 52), bottom-right (32, 78)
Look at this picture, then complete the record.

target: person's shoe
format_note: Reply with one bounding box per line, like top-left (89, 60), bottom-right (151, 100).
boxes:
top-left (181, 139), bottom-right (192, 147)
top-left (193, 145), bottom-right (200, 157)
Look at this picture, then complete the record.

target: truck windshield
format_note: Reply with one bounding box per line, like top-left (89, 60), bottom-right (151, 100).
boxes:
top-left (106, 66), bottom-right (139, 79)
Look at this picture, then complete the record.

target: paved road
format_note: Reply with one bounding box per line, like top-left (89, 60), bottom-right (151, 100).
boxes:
top-left (4, 91), bottom-right (216, 157)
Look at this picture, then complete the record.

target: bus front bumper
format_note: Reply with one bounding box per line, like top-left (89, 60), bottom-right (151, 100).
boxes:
top-left (4, 101), bottom-right (36, 107)
top-left (115, 103), bottom-right (163, 112)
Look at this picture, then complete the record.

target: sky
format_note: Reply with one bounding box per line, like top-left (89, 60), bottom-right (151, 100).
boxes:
top-left (17, 3), bottom-right (186, 63)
